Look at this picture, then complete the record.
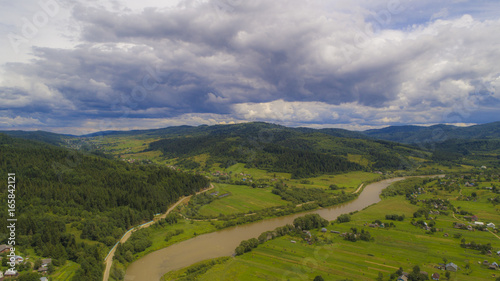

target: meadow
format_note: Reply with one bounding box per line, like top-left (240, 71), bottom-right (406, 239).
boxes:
top-left (197, 183), bottom-right (289, 216)
top-left (168, 174), bottom-right (500, 281)
top-left (191, 169), bottom-right (384, 218)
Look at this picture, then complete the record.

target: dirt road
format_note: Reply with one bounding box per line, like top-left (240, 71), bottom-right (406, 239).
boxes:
top-left (102, 184), bottom-right (214, 281)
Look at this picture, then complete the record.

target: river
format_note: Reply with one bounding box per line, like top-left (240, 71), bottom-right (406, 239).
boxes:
top-left (125, 176), bottom-right (429, 280)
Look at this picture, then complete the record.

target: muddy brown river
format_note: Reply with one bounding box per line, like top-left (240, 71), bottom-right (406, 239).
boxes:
top-left (125, 177), bottom-right (432, 280)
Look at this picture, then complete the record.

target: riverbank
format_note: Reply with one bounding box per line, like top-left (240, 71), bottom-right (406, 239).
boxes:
top-left (126, 176), bottom-right (441, 280)
top-left (103, 184), bottom-right (214, 281)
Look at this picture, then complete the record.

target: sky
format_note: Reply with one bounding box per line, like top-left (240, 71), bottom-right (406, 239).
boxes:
top-left (0, 0), bottom-right (499, 135)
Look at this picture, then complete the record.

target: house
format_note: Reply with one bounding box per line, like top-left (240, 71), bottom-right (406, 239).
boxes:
top-left (446, 262), bottom-right (458, 272)
top-left (321, 228), bottom-right (327, 233)
top-left (397, 275), bottom-right (408, 281)
top-left (475, 221), bottom-right (485, 226)
top-left (38, 266), bottom-right (48, 273)
top-left (40, 277), bottom-right (49, 281)
top-left (487, 223), bottom-right (496, 228)
top-left (490, 262), bottom-right (499, 270)
top-left (41, 258), bottom-right (52, 267)
top-left (4, 270), bottom-right (18, 277)
top-left (432, 273), bottom-right (440, 280)
top-left (0, 245), bottom-right (10, 253)
top-left (290, 240), bottom-right (296, 243)
top-left (330, 230), bottom-right (340, 234)
top-left (14, 256), bottom-right (23, 264)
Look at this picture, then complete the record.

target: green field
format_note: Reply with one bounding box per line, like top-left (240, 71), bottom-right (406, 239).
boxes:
top-left (173, 175), bottom-right (500, 281)
top-left (223, 163), bottom-right (292, 180)
top-left (52, 261), bottom-right (80, 281)
top-left (286, 171), bottom-right (383, 193)
top-left (198, 183), bottom-right (289, 216)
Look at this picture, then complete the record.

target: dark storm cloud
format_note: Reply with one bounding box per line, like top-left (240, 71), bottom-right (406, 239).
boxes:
top-left (1, 0), bottom-right (500, 133)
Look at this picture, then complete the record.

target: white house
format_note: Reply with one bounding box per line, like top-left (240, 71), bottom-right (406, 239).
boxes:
top-left (475, 221), bottom-right (484, 226)
top-left (14, 255), bottom-right (23, 264)
top-left (487, 223), bottom-right (495, 228)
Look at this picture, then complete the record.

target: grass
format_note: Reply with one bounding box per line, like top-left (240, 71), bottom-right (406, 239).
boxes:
top-left (197, 171), bottom-right (381, 217)
top-left (198, 183), bottom-right (289, 216)
top-left (347, 154), bottom-right (372, 166)
top-left (184, 178), bottom-right (500, 281)
top-left (417, 163), bottom-right (475, 173)
top-left (129, 219), bottom-right (218, 261)
top-left (284, 171), bottom-right (383, 193)
top-left (223, 163), bottom-right (291, 180)
top-left (52, 261), bottom-right (80, 281)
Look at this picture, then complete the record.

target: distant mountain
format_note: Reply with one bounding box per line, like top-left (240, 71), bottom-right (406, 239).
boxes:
top-left (362, 121), bottom-right (500, 144)
top-left (0, 130), bottom-right (73, 146)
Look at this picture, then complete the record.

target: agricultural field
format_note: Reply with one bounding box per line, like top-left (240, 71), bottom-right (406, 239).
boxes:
top-left (52, 261), bottom-right (80, 281)
top-left (197, 184), bottom-right (289, 217)
top-left (178, 170), bottom-right (500, 281)
top-left (187, 170), bottom-right (384, 218)
top-left (286, 171), bottom-right (383, 193)
top-left (222, 163), bottom-right (291, 180)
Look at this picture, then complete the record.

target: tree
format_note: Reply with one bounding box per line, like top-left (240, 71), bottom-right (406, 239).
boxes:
top-left (47, 263), bottom-right (56, 274)
top-left (337, 214), bottom-right (351, 223)
top-left (33, 259), bottom-right (42, 270)
top-left (18, 272), bottom-right (42, 281)
top-left (445, 271), bottom-right (451, 280)
top-left (329, 184), bottom-right (339, 190)
top-left (313, 276), bottom-right (325, 281)
top-left (376, 271), bottom-right (384, 281)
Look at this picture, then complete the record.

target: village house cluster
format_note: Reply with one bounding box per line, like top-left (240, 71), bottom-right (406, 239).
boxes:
top-left (0, 244), bottom-right (52, 280)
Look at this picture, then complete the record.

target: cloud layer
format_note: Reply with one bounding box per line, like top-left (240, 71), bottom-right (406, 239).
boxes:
top-left (1, 0), bottom-right (500, 134)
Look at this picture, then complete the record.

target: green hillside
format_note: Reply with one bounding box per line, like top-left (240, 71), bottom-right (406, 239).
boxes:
top-left (139, 122), bottom-right (428, 178)
top-left (0, 134), bottom-right (209, 281)
top-left (363, 122), bottom-right (500, 143)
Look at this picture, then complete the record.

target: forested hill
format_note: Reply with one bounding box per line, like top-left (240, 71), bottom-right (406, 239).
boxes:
top-left (145, 122), bottom-right (427, 177)
top-left (0, 130), bottom-right (72, 146)
top-left (362, 121), bottom-right (500, 144)
top-left (0, 134), bottom-right (209, 280)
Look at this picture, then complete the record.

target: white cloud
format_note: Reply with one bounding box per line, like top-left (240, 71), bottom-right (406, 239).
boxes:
top-left (0, 116), bottom-right (43, 127)
top-left (1, 0), bottom-right (500, 133)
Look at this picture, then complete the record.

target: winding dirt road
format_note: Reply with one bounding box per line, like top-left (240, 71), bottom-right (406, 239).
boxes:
top-left (102, 184), bottom-right (214, 281)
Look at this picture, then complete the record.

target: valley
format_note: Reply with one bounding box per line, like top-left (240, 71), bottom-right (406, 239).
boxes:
top-left (0, 121), bottom-right (499, 281)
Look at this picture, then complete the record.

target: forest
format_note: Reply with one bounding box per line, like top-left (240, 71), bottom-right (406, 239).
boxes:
top-left (145, 122), bottom-right (425, 178)
top-left (0, 134), bottom-right (209, 280)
